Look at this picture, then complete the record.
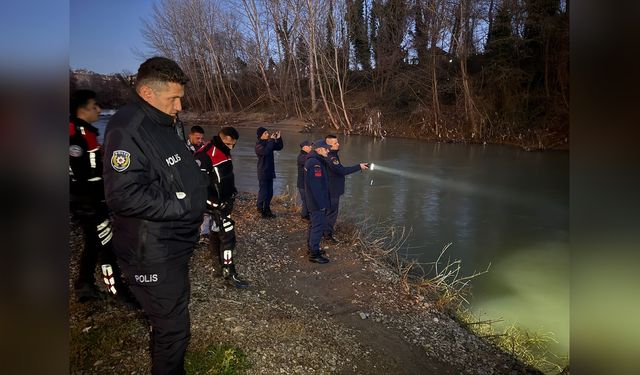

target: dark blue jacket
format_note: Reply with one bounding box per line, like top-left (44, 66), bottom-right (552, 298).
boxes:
top-left (325, 150), bottom-right (361, 197)
top-left (304, 152), bottom-right (330, 211)
top-left (255, 138), bottom-right (283, 180)
top-left (296, 150), bottom-right (309, 188)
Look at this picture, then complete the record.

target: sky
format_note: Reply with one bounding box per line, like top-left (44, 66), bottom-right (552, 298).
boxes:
top-left (70, 0), bottom-right (157, 75)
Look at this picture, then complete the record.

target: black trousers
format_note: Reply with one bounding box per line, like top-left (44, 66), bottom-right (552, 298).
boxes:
top-left (120, 257), bottom-right (191, 375)
top-left (208, 203), bottom-right (237, 270)
top-left (71, 198), bottom-right (122, 291)
top-left (257, 178), bottom-right (274, 211)
top-left (324, 195), bottom-right (340, 236)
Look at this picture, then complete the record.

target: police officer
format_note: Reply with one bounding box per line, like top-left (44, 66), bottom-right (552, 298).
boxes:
top-left (255, 127), bottom-right (283, 218)
top-left (103, 57), bottom-right (208, 374)
top-left (69, 89), bottom-right (129, 302)
top-left (323, 134), bottom-right (369, 243)
top-left (194, 127), bottom-right (249, 289)
top-left (304, 140), bottom-right (332, 264)
top-left (297, 140), bottom-right (312, 220)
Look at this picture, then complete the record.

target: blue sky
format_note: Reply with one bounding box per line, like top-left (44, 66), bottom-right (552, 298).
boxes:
top-left (70, 0), bottom-right (156, 75)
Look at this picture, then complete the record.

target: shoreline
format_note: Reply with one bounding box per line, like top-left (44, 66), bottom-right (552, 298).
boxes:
top-left (178, 111), bottom-right (568, 152)
top-left (70, 192), bottom-right (543, 374)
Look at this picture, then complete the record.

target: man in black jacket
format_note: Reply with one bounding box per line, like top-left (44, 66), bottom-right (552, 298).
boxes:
top-left (323, 134), bottom-right (369, 243)
top-left (186, 125), bottom-right (205, 154)
top-left (297, 140), bottom-right (312, 220)
top-left (103, 57), bottom-right (208, 374)
top-left (69, 89), bottom-right (129, 302)
top-left (255, 127), bottom-right (283, 218)
top-left (194, 127), bottom-right (249, 289)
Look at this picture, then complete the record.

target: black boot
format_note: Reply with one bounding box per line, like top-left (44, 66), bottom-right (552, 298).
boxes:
top-left (222, 266), bottom-right (249, 289)
top-left (261, 208), bottom-right (275, 219)
top-left (307, 247), bottom-right (327, 256)
top-left (323, 234), bottom-right (340, 244)
top-left (74, 282), bottom-right (105, 303)
top-left (308, 252), bottom-right (329, 264)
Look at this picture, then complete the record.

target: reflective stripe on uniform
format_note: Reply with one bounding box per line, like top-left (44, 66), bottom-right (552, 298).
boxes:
top-left (97, 220), bottom-right (109, 231)
top-left (100, 232), bottom-right (112, 245)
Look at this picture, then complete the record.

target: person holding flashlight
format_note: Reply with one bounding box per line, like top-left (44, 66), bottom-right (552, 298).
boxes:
top-left (323, 134), bottom-right (369, 243)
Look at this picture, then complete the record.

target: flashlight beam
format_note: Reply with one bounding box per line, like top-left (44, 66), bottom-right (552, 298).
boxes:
top-left (368, 163), bottom-right (560, 211)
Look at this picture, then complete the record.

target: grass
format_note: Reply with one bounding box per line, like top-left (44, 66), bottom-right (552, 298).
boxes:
top-left (70, 315), bottom-right (148, 370)
top-left (344, 215), bottom-right (569, 374)
top-left (70, 315), bottom-right (250, 374)
top-left (185, 344), bottom-right (250, 375)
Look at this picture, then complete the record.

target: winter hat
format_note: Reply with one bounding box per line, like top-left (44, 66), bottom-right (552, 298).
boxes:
top-left (256, 127), bottom-right (268, 138)
top-left (299, 140), bottom-right (312, 148)
top-left (312, 139), bottom-right (331, 150)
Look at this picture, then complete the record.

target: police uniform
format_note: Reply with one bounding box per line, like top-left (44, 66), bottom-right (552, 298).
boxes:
top-left (103, 96), bottom-right (208, 374)
top-left (69, 117), bottom-right (126, 300)
top-left (194, 135), bottom-right (248, 288)
top-left (304, 149), bottom-right (330, 262)
top-left (324, 150), bottom-right (361, 238)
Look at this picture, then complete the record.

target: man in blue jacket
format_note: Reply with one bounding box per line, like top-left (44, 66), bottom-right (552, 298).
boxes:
top-left (304, 140), bottom-right (332, 264)
top-left (103, 57), bottom-right (208, 374)
top-left (323, 134), bottom-right (369, 243)
top-left (255, 127), bottom-right (283, 218)
top-left (296, 140), bottom-right (312, 220)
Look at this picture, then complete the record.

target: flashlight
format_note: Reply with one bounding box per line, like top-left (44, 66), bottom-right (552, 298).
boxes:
top-left (369, 163), bottom-right (375, 171)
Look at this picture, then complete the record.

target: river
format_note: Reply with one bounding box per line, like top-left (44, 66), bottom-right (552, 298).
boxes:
top-left (96, 115), bottom-right (569, 360)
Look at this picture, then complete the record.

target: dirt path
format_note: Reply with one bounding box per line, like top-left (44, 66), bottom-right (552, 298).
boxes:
top-left (261, 218), bottom-right (453, 374)
top-left (70, 193), bottom-right (538, 374)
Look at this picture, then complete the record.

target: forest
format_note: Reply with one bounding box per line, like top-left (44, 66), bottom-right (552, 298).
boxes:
top-left (72, 0), bottom-right (569, 149)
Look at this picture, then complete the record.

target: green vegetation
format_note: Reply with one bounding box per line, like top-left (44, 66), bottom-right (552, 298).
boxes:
top-left (70, 316), bottom-right (147, 370)
top-left (185, 344), bottom-right (251, 375)
top-left (347, 217), bottom-right (569, 374)
top-left (459, 312), bottom-right (569, 374)
top-left (70, 313), bottom-right (249, 373)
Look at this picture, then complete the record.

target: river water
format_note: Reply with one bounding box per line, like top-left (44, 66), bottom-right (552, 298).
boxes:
top-left (96, 116), bottom-right (569, 359)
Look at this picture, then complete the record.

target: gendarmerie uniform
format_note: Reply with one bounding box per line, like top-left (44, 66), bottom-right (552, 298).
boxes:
top-left (194, 136), bottom-right (248, 288)
top-left (103, 96), bottom-right (207, 374)
top-left (304, 150), bottom-right (330, 260)
top-left (69, 117), bottom-right (124, 299)
top-left (323, 149), bottom-right (360, 237)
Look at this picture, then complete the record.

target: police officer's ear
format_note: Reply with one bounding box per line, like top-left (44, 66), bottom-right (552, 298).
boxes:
top-left (138, 84), bottom-right (155, 102)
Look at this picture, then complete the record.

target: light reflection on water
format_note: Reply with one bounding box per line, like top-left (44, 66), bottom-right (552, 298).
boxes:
top-left (98, 117), bottom-right (569, 358)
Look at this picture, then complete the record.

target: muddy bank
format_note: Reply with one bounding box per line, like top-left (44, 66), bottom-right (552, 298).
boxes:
top-left (69, 192), bottom-right (540, 374)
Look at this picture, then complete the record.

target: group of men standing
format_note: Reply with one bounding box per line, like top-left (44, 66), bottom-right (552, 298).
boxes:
top-left (70, 56), bottom-right (367, 374)
top-left (297, 138), bottom-right (369, 263)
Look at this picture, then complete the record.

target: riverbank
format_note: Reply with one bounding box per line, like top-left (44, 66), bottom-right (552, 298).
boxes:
top-left (69, 192), bottom-right (543, 374)
top-left (178, 111), bottom-right (568, 151)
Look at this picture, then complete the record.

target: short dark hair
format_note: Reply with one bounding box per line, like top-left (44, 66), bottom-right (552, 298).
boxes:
top-left (219, 126), bottom-right (239, 140)
top-left (70, 89), bottom-right (97, 117)
top-left (135, 57), bottom-right (189, 91)
top-left (190, 125), bottom-right (205, 135)
top-left (325, 134), bottom-right (337, 141)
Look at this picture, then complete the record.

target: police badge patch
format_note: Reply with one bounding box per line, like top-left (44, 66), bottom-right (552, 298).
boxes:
top-left (331, 157), bottom-right (339, 165)
top-left (111, 150), bottom-right (131, 172)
